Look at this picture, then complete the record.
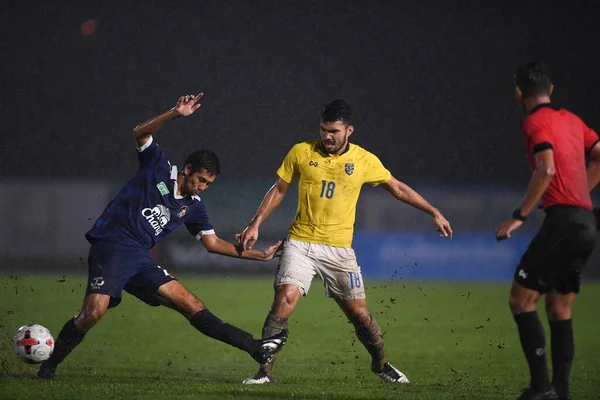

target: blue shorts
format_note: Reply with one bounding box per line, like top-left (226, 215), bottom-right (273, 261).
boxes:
top-left (85, 241), bottom-right (176, 308)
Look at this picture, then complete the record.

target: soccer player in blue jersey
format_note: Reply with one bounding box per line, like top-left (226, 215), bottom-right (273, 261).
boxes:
top-left (36, 93), bottom-right (287, 379)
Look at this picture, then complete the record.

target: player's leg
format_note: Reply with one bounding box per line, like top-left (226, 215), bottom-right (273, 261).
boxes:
top-left (37, 242), bottom-right (132, 379)
top-left (508, 280), bottom-right (553, 399)
top-left (510, 215), bottom-right (562, 400)
top-left (36, 293), bottom-right (111, 379)
top-left (544, 207), bottom-right (595, 400)
top-left (159, 279), bottom-right (285, 363)
top-left (127, 264), bottom-right (285, 364)
top-left (243, 239), bottom-right (316, 384)
top-left (317, 243), bottom-right (408, 383)
top-left (545, 292), bottom-right (576, 400)
top-left (529, 206), bottom-right (595, 400)
top-left (335, 297), bottom-right (407, 379)
top-left (334, 291), bottom-right (408, 383)
top-left (258, 284), bottom-right (301, 370)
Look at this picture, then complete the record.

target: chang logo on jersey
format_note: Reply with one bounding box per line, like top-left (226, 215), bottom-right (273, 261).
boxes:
top-left (141, 204), bottom-right (171, 236)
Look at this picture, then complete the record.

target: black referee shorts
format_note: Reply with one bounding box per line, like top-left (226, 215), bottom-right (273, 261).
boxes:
top-left (514, 205), bottom-right (597, 294)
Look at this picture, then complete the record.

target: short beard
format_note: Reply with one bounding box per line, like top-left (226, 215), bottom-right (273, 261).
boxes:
top-left (323, 135), bottom-right (349, 154)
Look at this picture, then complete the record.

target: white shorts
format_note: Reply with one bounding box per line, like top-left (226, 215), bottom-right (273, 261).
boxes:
top-left (274, 238), bottom-right (365, 300)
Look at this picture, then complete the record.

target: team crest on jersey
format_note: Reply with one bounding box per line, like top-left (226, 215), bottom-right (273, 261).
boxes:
top-left (156, 181), bottom-right (170, 195)
top-left (345, 163), bottom-right (354, 175)
top-left (177, 206), bottom-right (188, 218)
top-left (141, 204), bottom-right (171, 236)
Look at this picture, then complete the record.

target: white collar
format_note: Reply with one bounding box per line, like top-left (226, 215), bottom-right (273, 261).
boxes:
top-left (171, 165), bottom-right (201, 201)
top-left (170, 165), bottom-right (184, 199)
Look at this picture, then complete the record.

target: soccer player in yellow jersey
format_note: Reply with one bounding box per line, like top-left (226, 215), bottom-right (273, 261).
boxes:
top-left (237, 99), bottom-right (453, 384)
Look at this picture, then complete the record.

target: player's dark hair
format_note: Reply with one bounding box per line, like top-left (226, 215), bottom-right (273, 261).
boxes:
top-left (515, 62), bottom-right (552, 99)
top-left (321, 99), bottom-right (353, 125)
top-left (184, 149), bottom-right (220, 175)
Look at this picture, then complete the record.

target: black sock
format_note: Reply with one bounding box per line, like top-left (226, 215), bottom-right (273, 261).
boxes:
top-left (190, 309), bottom-right (257, 353)
top-left (550, 319), bottom-right (574, 398)
top-left (46, 318), bottom-right (87, 366)
top-left (514, 311), bottom-right (551, 392)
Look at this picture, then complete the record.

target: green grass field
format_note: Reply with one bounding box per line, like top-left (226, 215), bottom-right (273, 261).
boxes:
top-left (1, 274), bottom-right (599, 399)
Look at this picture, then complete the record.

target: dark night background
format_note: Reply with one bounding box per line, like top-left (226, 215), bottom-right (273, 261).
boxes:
top-left (3, 5), bottom-right (600, 393)
top-left (2, 1), bottom-right (599, 185)
top-left (2, 1), bottom-right (600, 278)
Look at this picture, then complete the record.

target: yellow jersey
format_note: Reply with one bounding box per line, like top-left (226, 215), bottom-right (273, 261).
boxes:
top-left (277, 140), bottom-right (392, 247)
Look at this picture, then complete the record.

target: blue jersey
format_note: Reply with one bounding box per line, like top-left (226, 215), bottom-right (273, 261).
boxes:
top-left (85, 136), bottom-right (215, 249)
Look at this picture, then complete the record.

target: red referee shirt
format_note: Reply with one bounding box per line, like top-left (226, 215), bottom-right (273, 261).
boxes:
top-left (523, 104), bottom-right (599, 210)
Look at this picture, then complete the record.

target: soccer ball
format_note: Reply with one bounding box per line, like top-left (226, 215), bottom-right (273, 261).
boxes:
top-left (13, 324), bottom-right (54, 364)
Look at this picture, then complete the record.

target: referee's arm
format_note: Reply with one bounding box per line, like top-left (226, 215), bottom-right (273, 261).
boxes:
top-left (587, 142), bottom-right (600, 192)
top-left (517, 149), bottom-right (555, 218)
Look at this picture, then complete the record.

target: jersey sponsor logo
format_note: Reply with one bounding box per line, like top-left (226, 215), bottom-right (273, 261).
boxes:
top-left (309, 161), bottom-right (319, 167)
top-left (177, 206), bottom-right (188, 218)
top-left (345, 163), bottom-right (354, 175)
top-left (142, 204), bottom-right (171, 236)
top-left (90, 277), bottom-right (105, 290)
top-left (156, 181), bottom-right (170, 195)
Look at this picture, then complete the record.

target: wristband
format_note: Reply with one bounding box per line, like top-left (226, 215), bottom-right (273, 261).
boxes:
top-left (512, 208), bottom-right (527, 222)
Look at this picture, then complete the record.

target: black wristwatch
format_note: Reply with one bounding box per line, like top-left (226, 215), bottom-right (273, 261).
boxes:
top-left (512, 208), bottom-right (527, 222)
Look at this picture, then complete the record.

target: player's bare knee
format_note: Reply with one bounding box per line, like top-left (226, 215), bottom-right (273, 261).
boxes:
top-left (336, 298), bottom-right (369, 325)
top-left (509, 294), bottom-right (535, 314)
top-left (75, 305), bottom-right (106, 329)
top-left (508, 295), bottom-right (521, 314)
top-left (272, 287), bottom-right (299, 316)
top-left (176, 293), bottom-right (206, 318)
top-left (273, 292), bottom-right (294, 310)
top-left (545, 300), bottom-right (571, 320)
top-left (187, 296), bottom-right (206, 314)
top-left (87, 304), bottom-right (107, 321)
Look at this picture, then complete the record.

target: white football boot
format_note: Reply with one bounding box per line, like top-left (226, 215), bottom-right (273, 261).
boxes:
top-left (374, 362), bottom-right (410, 383)
top-left (242, 370), bottom-right (272, 385)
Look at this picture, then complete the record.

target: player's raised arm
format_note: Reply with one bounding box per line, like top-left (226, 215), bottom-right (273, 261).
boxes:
top-left (133, 93), bottom-right (203, 148)
top-left (381, 176), bottom-right (453, 239)
top-left (237, 177), bottom-right (291, 250)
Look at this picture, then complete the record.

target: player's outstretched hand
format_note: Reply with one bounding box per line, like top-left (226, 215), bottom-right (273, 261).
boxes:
top-left (236, 224), bottom-right (260, 251)
top-left (259, 239), bottom-right (284, 261)
top-left (433, 212), bottom-right (453, 239)
top-left (174, 93), bottom-right (203, 116)
top-left (495, 218), bottom-right (523, 241)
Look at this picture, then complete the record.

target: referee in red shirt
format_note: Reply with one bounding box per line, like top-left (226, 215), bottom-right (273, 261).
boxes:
top-left (496, 62), bottom-right (600, 400)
